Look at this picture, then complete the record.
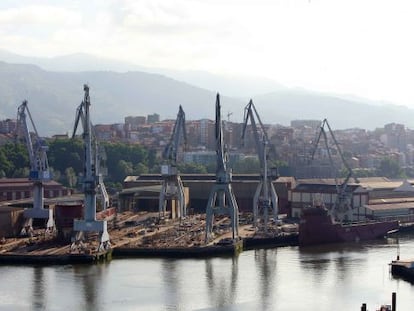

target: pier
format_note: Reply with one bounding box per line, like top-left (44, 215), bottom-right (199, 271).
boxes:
top-left (0, 211), bottom-right (298, 265)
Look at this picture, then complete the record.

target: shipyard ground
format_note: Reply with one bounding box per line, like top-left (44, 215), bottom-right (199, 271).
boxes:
top-left (0, 211), bottom-right (299, 264)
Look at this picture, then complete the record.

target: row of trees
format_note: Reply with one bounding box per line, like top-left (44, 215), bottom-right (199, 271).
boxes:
top-left (0, 138), bottom-right (406, 191)
top-left (0, 139), bottom-right (152, 190)
top-left (0, 139), bottom-right (273, 191)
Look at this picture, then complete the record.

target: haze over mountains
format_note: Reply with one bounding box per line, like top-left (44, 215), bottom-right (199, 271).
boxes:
top-left (1, 49), bottom-right (414, 136)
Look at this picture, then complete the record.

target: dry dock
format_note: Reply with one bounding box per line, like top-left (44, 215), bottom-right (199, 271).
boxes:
top-left (0, 211), bottom-right (298, 264)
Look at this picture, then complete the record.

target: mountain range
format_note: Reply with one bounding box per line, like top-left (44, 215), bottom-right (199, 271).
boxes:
top-left (1, 50), bottom-right (414, 136)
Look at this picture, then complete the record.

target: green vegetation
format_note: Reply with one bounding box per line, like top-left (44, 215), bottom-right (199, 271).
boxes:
top-left (377, 156), bottom-right (405, 179)
top-left (0, 143), bottom-right (29, 177)
top-left (0, 139), bottom-right (153, 190)
top-left (2, 138), bottom-right (408, 191)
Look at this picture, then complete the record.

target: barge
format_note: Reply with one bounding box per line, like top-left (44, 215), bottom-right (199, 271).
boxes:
top-left (390, 257), bottom-right (414, 283)
top-left (243, 233), bottom-right (298, 250)
top-left (299, 207), bottom-right (399, 246)
top-left (0, 250), bottom-right (112, 265)
top-left (114, 238), bottom-right (243, 259)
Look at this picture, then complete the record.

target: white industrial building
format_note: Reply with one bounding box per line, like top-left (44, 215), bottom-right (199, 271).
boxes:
top-left (289, 177), bottom-right (414, 222)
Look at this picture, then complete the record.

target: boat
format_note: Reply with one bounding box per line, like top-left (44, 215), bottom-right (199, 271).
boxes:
top-left (390, 256), bottom-right (414, 283)
top-left (299, 207), bottom-right (399, 246)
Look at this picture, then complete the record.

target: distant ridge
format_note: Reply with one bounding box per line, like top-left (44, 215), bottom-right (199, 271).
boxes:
top-left (0, 49), bottom-right (283, 98)
top-left (1, 55), bottom-right (414, 136)
top-left (0, 61), bottom-right (243, 136)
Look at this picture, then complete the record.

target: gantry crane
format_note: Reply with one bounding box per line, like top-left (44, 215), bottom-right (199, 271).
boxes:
top-left (205, 94), bottom-right (239, 243)
top-left (310, 118), bottom-right (354, 222)
top-left (16, 100), bottom-right (54, 234)
top-left (71, 84), bottom-right (110, 252)
top-left (241, 100), bottom-right (278, 233)
top-left (95, 142), bottom-right (109, 210)
top-left (159, 105), bottom-right (187, 219)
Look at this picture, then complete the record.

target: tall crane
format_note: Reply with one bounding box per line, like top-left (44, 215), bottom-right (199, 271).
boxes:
top-left (205, 94), bottom-right (239, 243)
top-left (95, 142), bottom-right (109, 210)
top-left (159, 105), bottom-right (187, 219)
top-left (241, 100), bottom-right (278, 233)
top-left (310, 118), bottom-right (354, 222)
top-left (16, 100), bottom-right (54, 234)
top-left (71, 84), bottom-right (110, 252)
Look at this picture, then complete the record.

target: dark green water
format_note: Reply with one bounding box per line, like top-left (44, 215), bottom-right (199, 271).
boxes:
top-left (0, 235), bottom-right (413, 310)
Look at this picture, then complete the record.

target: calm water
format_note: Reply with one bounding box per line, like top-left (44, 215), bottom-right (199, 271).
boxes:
top-left (0, 235), bottom-right (414, 311)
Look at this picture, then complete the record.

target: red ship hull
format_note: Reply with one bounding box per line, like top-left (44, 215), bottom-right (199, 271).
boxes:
top-left (299, 207), bottom-right (399, 246)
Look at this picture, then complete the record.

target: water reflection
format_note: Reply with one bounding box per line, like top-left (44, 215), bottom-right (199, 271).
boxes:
top-left (254, 249), bottom-right (277, 311)
top-left (162, 259), bottom-right (181, 310)
top-left (2, 235), bottom-right (414, 310)
top-left (73, 263), bottom-right (109, 311)
top-left (299, 243), bottom-right (370, 283)
top-left (32, 267), bottom-right (46, 310)
top-left (205, 256), bottom-right (239, 309)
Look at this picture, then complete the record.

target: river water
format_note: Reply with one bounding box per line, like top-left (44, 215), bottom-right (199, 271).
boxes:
top-left (0, 235), bottom-right (413, 311)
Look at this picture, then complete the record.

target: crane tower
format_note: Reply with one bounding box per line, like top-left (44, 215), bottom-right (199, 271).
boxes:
top-left (205, 94), bottom-right (239, 243)
top-left (310, 118), bottom-right (355, 222)
top-left (16, 100), bottom-right (54, 234)
top-left (71, 84), bottom-right (110, 252)
top-left (241, 100), bottom-right (278, 233)
top-left (159, 105), bottom-right (187, 219)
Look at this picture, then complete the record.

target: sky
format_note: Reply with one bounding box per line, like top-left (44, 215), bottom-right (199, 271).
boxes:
top-left (1, 0), bottom-right (414, 107)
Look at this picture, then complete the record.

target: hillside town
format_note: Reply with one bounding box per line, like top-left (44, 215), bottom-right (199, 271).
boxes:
top-left (1, 114), bottom-right (411, 179)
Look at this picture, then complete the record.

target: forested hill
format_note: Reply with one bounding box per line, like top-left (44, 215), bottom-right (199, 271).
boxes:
top-left (0, 61), bottom-right (243, 136)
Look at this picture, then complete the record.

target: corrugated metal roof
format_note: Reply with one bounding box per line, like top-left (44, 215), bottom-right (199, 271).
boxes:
top-left (295, 177), bottom-right (413, 192)
top-left (357, 181), bottom-right (403, 190)
top-left (394, 180), bottom-right (414, 192)
top-left (0, 178), bottom-right (63, 188)
top-left (124, 174), bottom-right (264, 182)
top-left (365, 202), bottom-right (414, 211)
top-left (276, 176), bottom-right (295, 183)
top-left (369, 197), bottom-right (414, 205)
top-left (119, 185), bottom-right (162, 195)
top-left (0, 194), bottom-right (84, 207)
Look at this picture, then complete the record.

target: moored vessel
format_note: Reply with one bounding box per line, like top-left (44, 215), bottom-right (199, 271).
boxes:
top-left (299, 207), bottom-right (399, 246)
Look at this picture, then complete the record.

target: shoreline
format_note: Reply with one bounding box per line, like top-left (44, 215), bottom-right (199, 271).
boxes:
top-left (0, 234), bottom-right (298, 265)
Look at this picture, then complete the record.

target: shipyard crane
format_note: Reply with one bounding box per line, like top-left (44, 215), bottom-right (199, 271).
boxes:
top-left (71, 84), bottom-right (110, 252)
top-left (159, 105), bottom-right (187, 219)
top-left (241, 100), bottom-right (278, 233)
top-left (16, 100), bottom-right (54, 234)
top-left (95, 142), bottom-right (109, 210)
top-left (310, 118), bottom-right (354, 222)
top-left (72, 100), bottom-right (109, 211)
top-left (205, 94), bottom-right (239, 243)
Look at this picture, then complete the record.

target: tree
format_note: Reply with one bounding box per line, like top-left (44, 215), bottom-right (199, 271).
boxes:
top-left (50, 168), bottom-right (61, 182)
top-left (12, 167), bottom-right (30, 178)
top-left (0, 149), bottom-right (13, 177)
top-left (0, 143), bottom-right (29, 177)
top-left (352, 168), bottom-right (376, 178)
top-left (65, 167), bottom-right (77, 188)
top-left (232, 157), bottom-right (260, 174)
top-left (178, 162), bottom-right (207, 174)
top-left (377, 157), bottom-right (404, 178)
top-left (134, 163), bottom-right (149, 175)
top-left (48, 138), bottom-right (83, 174)
top-left (104, 142), bottom-right (148, 182)
top-left (114, 160), bottom-right (134, 182)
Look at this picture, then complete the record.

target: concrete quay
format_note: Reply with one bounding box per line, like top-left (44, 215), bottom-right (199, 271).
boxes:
top-left (0, 211), bottom-right (298, 265)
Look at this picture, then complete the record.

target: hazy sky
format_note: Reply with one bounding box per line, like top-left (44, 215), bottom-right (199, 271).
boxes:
top-left (1, 0), bottom-right (414, 107)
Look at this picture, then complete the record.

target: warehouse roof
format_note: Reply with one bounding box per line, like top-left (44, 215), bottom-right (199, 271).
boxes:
top-left (365, 201), bottom-right (414, 211)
